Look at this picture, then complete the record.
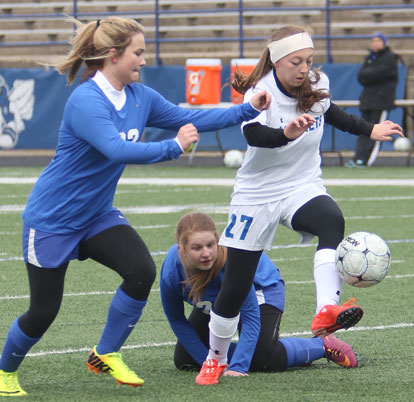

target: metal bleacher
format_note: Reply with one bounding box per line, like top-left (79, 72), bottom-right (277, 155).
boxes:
top-left (1, 0), bottom-right (414, 68)
top-left (1, 0), bottom-right (413, 162)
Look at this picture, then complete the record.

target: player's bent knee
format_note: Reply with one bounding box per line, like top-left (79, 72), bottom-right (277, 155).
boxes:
top-left (121, 259), bottom-right (156, 299)
top-left (19, 305), bottom-right (61, 338)
top-left (173, 342), bottom-right (200, 370)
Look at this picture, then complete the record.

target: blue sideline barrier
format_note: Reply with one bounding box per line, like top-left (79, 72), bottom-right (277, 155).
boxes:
top-left (0, 64), bottom-right (406, 151)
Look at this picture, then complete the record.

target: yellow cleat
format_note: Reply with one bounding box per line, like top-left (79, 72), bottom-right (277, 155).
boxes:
top-left (87, 346), bottom-right (144, 387)
top-left (0, 370), bottom-right (27, 397)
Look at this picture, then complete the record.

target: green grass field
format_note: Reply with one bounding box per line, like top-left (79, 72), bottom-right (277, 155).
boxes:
top-left (0, 165), bottom-right (413, 401)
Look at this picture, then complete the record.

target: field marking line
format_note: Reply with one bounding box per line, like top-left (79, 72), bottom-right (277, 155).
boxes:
top-left (1, 274), bottom-right (412, 301)
top-left (3, 201), bottom-right (414, 216)
top-left (1, 177), bottom-right (414, 186)
top-left (18, 322), bottom-right (414, 358)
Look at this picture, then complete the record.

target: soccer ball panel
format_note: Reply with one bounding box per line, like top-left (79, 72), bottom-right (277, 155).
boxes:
top-left (335, 232), bottom-right (391, 288)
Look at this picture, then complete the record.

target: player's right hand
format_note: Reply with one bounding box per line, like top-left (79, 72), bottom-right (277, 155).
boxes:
top-left (283, 113), bottom-right (316, 140)
top-left (176, 123), bottom-right (198, 151)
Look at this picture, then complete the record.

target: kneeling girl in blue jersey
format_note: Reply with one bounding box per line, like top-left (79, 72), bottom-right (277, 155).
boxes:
top-left (0, 17), bottom-right (271, 397)
top-left (160, 212), bottom-right (357, 382)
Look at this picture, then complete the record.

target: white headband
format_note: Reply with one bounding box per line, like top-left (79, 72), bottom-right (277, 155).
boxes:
top-left (267, 32), bottom-right (314, 63)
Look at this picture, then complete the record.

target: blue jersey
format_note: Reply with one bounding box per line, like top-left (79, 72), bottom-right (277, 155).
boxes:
top-left (160, 245), bottom-right (285, 373)
top-left (22, 78), bottom-right (260, 233)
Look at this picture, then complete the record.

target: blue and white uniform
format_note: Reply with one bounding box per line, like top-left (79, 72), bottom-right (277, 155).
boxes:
top-left (220, 71), bottom-right (331, 251)
top-left (233, 70), bottom-right (330, 205)
top-left (160, 245), bottom-right (284, 373)
top-left (217, 65), bottom-right (373, 320)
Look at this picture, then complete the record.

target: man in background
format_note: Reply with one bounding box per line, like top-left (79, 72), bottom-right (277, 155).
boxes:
top-left (346, 32), bottom-right (399, 167)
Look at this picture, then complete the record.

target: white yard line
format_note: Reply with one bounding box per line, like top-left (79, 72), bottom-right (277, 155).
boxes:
top-left (18, 322), bottom-right (414, 358)
top-left (1, 273), bottom-right (412, 301)
top-left (3, 201), bottom-right (414, 217)
top-left (1, 177), bottom-right (414, 186)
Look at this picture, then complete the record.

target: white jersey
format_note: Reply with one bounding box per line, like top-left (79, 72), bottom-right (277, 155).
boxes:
top-left (231, 70), bottom-right (331, 205)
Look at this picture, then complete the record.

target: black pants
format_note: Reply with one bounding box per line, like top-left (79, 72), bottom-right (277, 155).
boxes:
top-left (354, 109), bottom-right (388, 164)
top-left (173, 304), bottom-right (287, 372)
top-left (18, 225), bottom-right (156, 338)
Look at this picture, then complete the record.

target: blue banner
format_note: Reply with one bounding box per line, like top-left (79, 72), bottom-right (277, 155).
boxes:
top-left (0, 68), bottom-right (77, 149)
top-left (0, 64), bottom-right (406, 151)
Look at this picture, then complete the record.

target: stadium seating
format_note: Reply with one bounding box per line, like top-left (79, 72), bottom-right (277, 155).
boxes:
top-left (0, 0), bottom-right (413, 68)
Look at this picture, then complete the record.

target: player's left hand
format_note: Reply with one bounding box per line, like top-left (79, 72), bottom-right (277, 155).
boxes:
top-left (370, 120), bottom-right (403, 141)
top-left (223, 370), bottom-right (249, 377)
top-left (250, 90), bottom-right (271, 111)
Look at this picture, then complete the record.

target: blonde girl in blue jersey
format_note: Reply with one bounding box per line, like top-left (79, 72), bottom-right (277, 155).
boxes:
top-left (195, 25), bottom-right (403, 385)
top-left (0, 17), bottom-right (270, 397)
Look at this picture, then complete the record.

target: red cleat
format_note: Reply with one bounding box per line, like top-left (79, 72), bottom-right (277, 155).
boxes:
top-left (311, 298), bottom-right (363, 337)
top-left (323, 334), bottom-right (358, 368)
top-left (195, 359), bottom-right (228, 386)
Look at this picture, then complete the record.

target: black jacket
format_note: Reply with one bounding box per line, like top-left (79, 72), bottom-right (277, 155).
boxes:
top-left (357, 46), bottom-right (399, 111)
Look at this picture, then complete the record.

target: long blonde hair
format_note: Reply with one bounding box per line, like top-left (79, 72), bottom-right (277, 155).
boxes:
top-left (176, 213), bottom-right (227, 303)
top-left (52, 17), bottom-right (145, 84)
top-left (232, 25), bottom-right (330, 113)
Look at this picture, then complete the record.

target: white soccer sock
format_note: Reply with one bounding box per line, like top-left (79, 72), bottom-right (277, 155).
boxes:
top-left (313, 249), bottom-right (343, 314)
top-left (207, 310), bottom-right (240, 365)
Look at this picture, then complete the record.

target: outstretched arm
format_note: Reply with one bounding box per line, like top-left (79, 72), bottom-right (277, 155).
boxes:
top-left (225, 286), bottom-right (261, 375)
top-left (325, 102), bottom-right (403, 140)
top-left (147, 86), bottom-right (271, 133)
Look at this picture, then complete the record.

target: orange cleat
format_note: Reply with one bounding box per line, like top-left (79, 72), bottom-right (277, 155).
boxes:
top-left (195, 359), bottom-right (228, 386)
top-left (311, 298), bottom-right (363, 337)
top-left (323, 334), bottom-right (358, 368)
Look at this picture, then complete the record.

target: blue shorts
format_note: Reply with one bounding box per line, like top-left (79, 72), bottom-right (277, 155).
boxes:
top-left (22, 209), bottom-right (129, 268)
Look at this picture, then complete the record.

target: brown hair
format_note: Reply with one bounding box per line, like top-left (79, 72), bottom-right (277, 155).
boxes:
top-left (176, 212), bottom-right (227, 303)
top-left (52, 17), bottom-right (145, 84)
top-left (232, 25), bottom-right (330, 113)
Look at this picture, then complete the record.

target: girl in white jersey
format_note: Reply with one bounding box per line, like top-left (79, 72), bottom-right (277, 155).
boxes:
top-left (0, 17), bottom-right (270, 397)
top-left (195, 25), bottom-right (403, 386)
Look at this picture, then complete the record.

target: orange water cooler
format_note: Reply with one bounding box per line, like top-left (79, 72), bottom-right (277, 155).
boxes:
top-left (185, 58), bottom-right (222, 104)
top-left (230, 58), bottom-right (259, 104)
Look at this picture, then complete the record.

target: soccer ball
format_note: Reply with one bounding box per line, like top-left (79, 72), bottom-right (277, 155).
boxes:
top-left (393, 137), bottom-right (412, 152)
top-left (223, 149), bottom-right (244, 168)
top-left (335, 232), bottom-right (391, 288)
